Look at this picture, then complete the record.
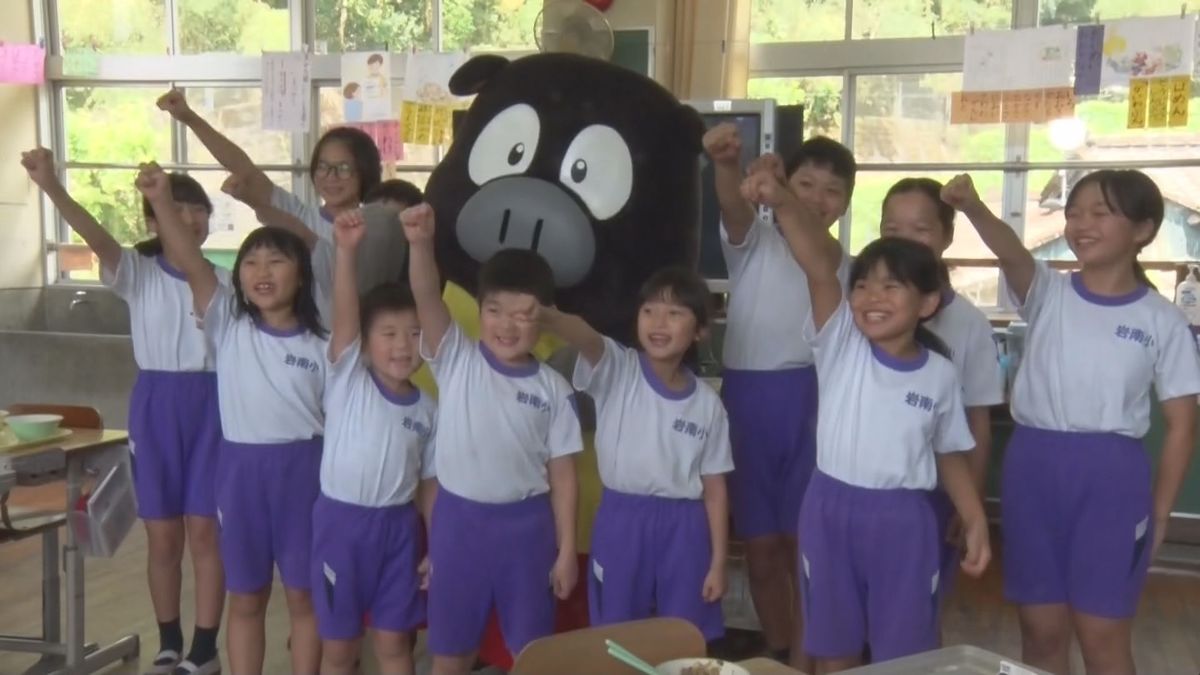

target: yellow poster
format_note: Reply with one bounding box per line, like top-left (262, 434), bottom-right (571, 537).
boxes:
top-left (1168, 76), bottom-right (1190, 127)
top-left (1127, 78), bottom-right (1149, 129)
top-left (1147, 77), bottom-right (1169, 128)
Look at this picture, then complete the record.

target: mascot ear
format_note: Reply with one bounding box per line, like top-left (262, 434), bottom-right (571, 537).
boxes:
top-left (673, 103), bottom-right (707, 154)
top-left (449, 55), bottom-right (510, 96)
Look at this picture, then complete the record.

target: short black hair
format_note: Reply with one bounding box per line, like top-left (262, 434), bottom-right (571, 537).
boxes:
top-left (851, 237), bottom-right (949, 358)
top-left (477, 249), bottom-right (555, 306)
top-left (360, 282), bottom-right (417, 336)
top-left (364, 179), bottom-right (423, 207)
top-left (638, 266), bottom-right (712, 329)
top-left (310, 126), bottom-right (382, 202)
top-left (883, 177), bottom-right (955, 240)
top-left (136, 172), bottom-right (213, 257)
top-left (231, 227), bottom-right (326, 338)
top-left (784, 136), bottom-right (857, 198)
top-left (368, 53), bottom-right (384, 65)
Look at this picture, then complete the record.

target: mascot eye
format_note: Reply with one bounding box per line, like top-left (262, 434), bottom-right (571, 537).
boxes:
top-left (468, 103), bottom-right (540, 186)
top-left (559, 125), bottom-right (632, 221)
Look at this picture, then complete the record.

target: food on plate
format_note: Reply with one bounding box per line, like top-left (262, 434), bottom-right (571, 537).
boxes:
top-left (680, 661), bottom-right (723, 675)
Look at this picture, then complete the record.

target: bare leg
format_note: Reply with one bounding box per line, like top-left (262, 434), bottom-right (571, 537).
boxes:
top-left (226, 589), bottom-right (270, 674)
top-left (1017, 603), bottom-right (1072, 675)
top-left (746, 534), bottom-right (795, 651)
top-left (371, 629), bottom-right (415, 675)
top-left (320, 638), bottom-right (362, 675)
top-left (815, 655), bottom-right (863, 674)
top-left (144, 519), bottom-right (186, 624)
top-left (1073, 611), bottom-right (1135, 675)
top-left (431, 652), bottom-right (477, 675)
top-left (184, 515), bottom-right (225, 629)
top-left (285, 587), bottom-right (321, 674)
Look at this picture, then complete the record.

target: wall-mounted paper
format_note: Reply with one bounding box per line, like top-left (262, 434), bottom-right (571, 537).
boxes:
top-left (964, 27), bottom-right (1075, 92)
top-left (1169, 75), bottom-right (1190, 127)
top-left (262, 52), bottom-right (311, 132)
top-left (959, 91), bottom-right (1003, 123)
top-left (1127, 78), bottom-right (1149, 128)
top-left (1074, 25), bottom-right (1105, 96)
top-left (341, 52), bottom-right (392, 122)
top-left (344, 120), bottom-right (403, 162)
top-left (0, 43), bottom-right (46, 84)
top-left (1044, 87), bottom-right (1076, 120)
top-left (1147, 77), bottom-right (1169, 128)
top-left (1101, 16), bottom-right (1195, 88)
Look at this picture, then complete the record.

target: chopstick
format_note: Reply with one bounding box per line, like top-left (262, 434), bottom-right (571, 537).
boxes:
top-left (604, 639), bottom-right (660, 675)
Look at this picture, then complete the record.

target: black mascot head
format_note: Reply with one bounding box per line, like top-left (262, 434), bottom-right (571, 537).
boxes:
top-left (424, 53), bottom-right (706, 345)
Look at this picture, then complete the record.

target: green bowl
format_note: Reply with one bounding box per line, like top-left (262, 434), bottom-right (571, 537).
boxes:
top-left (7, 414), bottom-right (64, 442)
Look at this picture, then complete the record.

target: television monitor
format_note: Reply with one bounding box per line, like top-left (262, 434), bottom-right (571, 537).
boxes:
top-left (685, 99), bottom-right (778, 291)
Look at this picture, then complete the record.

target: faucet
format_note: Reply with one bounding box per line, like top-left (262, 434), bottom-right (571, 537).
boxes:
top-left (69, 290), bottom-right (92, 311)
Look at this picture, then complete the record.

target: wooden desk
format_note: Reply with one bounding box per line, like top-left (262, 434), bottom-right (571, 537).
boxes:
top-left (0, 429), bottom-right (140, 675)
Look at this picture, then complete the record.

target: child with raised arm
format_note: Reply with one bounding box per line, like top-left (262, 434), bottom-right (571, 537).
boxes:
top-left (703, 125), bottom-right (852, 665)
top-left (539, 267), bottom-right (733, 639)
top-left (743, 158), bottom-right (990, 673)
top-left (136, 162), bottom-right (327, 675)
top-left (312, 210), bottom-right (437, 675)
top-left (22, 149), bottom-right (227, 675)
top-left (943, 172), bottom-right (1200, 675)
top-left (402, 203), bottom-right (581, 675)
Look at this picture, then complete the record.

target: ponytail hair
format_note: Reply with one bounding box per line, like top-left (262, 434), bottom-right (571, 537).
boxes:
top-left (915, 324), bottom-right (952, 360)
top-left (850, 237), bottom-right (951, 360)
top-left (1066, 170), bottom-right (1163, 291)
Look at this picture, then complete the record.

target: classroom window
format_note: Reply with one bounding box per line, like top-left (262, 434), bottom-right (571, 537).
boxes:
top-left (63, 87), bottom-right (173, 164)
top-left (1039, 0), bottom-right (1200, 26)
top-left (313, 0), bottom-right (434, 52)
top-left (317, 86), bottom-right (439, 168)
top-left (853, 73), bottom-right (1006, 164)
top-left (440, 0), bottom-right (541, 52)
top-left (182, 87), bottom-right (292, 165)
top-left (746, 76), bottom-right (844, 138)
top-left (58, 0), bottom-right (169, 54)
top-left (176, 0), bottom-right (290, 54)
top-left (1028, 90), bottom-right (1200, 165)
top-left (851, 0), bottom-right (1012, 39)
top-left (751, 0), bottom-right (847, 42)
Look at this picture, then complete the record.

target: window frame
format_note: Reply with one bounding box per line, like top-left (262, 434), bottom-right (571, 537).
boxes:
top-left (35, 0), bottom-right (537, 285)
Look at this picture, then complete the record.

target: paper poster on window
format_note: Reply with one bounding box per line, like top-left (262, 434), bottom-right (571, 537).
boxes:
top-left (343, 120), bottom-right (404, 162)
top-left (341, 52), bottom-right (393, 122)
top-left (1147, 77), bottom-right (1170, 128)
top-left (1169, 76), bottom-right (1190, 127)
top-left (963, 27), bottom-right (1074, 92)
top-left (403, 52), bottom-right (468, 103)
top-left (0, 42), bottom-right (46, 84)
top-left (1100, 16), bottom-right (1196, 88)
top-left (963, 30), bottom-right (1010, 92)
top-left (262, 52), bottom-right (311, 132)
top-left (1127, 78), bottom-right (1149, 129)
top-left (1074, 24), bottom-right (1105, 96)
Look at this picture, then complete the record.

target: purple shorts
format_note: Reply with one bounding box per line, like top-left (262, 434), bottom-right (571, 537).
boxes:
top-left (723, 367), bottom-right (817, 540)
top-left (128, 370), bottom-right (221, 519)
top-left (798, 471), bottom-right (940, 662)
top-left (929, 489), bottom-right (958, 605)
top-left (589, 489), bottom-right (723, 640)
top-left (216, 437), bottom-right (322, 594)
top-left (311, 494), bottom-right (424, 640)
top-left (427, 489), bottom-right (556, 657)
top-left (1001, 425), bottom-right (1153, 619)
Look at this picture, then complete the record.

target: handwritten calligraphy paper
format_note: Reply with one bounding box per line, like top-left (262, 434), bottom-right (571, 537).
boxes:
top-left (1169, 75), bottom-right (1190, 127)
top-left (261, 52), bottom-right (311, 132)
top-left (1147, 77), bottom-right (1169, 128)
top-left (1127, 78), bottom-right (1149, 129)
top-left (344, 120), bottom-right (403, 162)
top-left (1074, 24), bottom-right (1105, 96)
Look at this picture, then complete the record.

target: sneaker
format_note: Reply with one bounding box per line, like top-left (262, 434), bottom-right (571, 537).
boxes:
top-left (171, 656), bottom-right (221, 675)
top-left (144, 649), bottom-right (182, 675)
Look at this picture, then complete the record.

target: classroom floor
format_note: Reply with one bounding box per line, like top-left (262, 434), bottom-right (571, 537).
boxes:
top-left (2, 483), bottom-right (1199, 674)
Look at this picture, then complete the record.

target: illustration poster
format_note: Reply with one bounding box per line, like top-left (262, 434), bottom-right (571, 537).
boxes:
top-left (341, 52), bottom-right (393, 122)
top-left (401, 51), bottom-right (469, 145)
top-left (963, 26), bottom-right (1075, 92)
top-left (1100, 16), bottom-right (1195, 88)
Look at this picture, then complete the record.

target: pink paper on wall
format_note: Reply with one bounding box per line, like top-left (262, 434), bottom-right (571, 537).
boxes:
top-left (343, 120), bottom-right (404, 162)
top-left (0, 42), bottom-right (46, 84)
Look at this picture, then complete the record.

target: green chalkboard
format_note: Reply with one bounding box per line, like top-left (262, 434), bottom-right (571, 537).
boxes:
top-left (612, 29), bottom-right (652, 78)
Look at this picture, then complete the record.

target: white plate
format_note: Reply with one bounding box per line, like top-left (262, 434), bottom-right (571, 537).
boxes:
top-left (655, 658), bottom-right (750, 675)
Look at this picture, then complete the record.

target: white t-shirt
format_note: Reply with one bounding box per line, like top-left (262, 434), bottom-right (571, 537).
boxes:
top-left (423, 323), bottom-right (583, 503)
top-left (807, 301), bottom-right (974, 490)
top-left (573, 337), bottom-right (733, 499)
top-left (721, 215), bottom-right (847, 370)
top-left (1010, 262), bottom-right (1200, 437)
top-left (926, 291), bottom-right (1005, 408)
top-left (202, 285), bottom-right (327, 443)
top-left (102, 250), bottom-right (231, 371)
top-left (320, 339), bottom-right (436, 507)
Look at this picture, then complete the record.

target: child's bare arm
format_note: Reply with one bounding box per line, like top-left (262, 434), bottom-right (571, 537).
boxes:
top-left (401, 204), bottom-right (452, 356)
top-left (700, 474), bottom-right (729, 601)
top-left (135, 163), bottom-right (218, 316)
top-left (538, 306), bottom-right (605, 366)
top-left (329, 209), bottom-right (366, 362)
top-left (21, 148), bottom-right (123, 273)
top-left (943, 174), bottom-right (1036, 303)
top-left (703, 123), bottom-right (756, 244)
